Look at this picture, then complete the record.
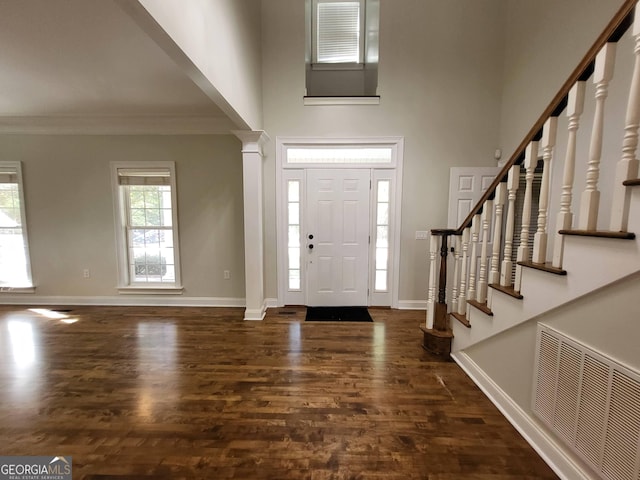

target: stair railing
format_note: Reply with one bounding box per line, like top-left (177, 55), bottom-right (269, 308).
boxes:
top-left (423, 0), bottom-right (639, 356)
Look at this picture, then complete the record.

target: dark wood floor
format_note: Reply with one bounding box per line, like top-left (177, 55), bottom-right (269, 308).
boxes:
top-left (0, 305), bottom-right (558, 479)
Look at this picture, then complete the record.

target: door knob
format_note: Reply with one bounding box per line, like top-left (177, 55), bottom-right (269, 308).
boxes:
top-left (308, 244), bottom-right (314, 250)
top-left (308, 234), bottom-right (314, 239)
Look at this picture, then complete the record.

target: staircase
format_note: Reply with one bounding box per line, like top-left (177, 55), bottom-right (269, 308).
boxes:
top-left (423, 3), bottom-right (640, 478)
top-left (424, 0), bottom-right (640, 354)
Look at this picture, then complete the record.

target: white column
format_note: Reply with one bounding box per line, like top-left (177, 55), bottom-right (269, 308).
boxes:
top-left (467, 214), bottom-right (481, 303)
top-left (234, 130), bottom-right (269, 320)
top-left (457, 227), bottom-right (470, 316)
top-left (501, 165), bottom-right (520, 287)
top-left (426, 233), bottom-right (439, 329)
top-left (532, 117), bottom-right (558, 263)
top-left (552, 82), bottom-right (586, 268)
top-left (451, 235), bottom-right (462, 314)
top-left (477, 200), bottom-right (492, 304)
top-left (611, 7), bottom-right (640, 232)
top-left (579, 43), bottom-right (616, 230)
top-left (490, 182), bottom-right (507, 285)
top-left (515, 141), bottom-right (538, 292)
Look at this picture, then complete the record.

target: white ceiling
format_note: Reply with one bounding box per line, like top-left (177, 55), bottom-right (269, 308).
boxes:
top-left (0, 0), bottom-right (232, 132)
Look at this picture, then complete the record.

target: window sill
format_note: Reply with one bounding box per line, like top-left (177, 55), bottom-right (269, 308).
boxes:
top-left (118, 286), bottom-right (184, 295)
top-left (303, 96), bottom-right (380, 106)
top-left (311, 62), bottom-right (364, 71)
top-left (0, 286), bottom-right (35, 293)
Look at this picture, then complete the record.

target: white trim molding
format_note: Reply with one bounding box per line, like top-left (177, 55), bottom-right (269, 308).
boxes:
top-left (303, 96), bottom-right (380, 106)
top-left (397, 300), bottom-right (427, 310)
top-left (0, 115), bottom-right (237, 135)
top-left (0, 295), bottom-right (245, 307)
top-left (452, 351), bottom-right (597, 480)
top-left (276, 136), bottom-right (404, 308)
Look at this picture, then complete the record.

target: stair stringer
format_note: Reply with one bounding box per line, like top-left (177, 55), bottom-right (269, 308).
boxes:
top-left (452, 188), bottom-right (640, 352)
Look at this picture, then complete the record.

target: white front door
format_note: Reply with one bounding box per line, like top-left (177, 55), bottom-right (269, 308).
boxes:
top-left (306, 168), bottom-right (371, 306)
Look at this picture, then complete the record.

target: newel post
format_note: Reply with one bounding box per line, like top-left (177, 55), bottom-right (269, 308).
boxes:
top-left (421, 229), bottom-right (455, 358)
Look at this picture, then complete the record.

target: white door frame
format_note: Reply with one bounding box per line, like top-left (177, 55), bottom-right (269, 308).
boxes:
top-left (275, 136), bottom-right (404, 308)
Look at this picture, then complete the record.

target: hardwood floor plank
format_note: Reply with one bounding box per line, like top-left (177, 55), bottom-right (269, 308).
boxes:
top-left (0, 305), bottom-right (557, 479)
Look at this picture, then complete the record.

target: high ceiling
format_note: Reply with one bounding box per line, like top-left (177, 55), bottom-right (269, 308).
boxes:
top-left (0, 0), bottom-right (232, 132)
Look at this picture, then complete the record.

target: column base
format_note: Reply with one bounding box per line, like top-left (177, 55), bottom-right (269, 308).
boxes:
top-left (420, 325), bottom-right (453, 358)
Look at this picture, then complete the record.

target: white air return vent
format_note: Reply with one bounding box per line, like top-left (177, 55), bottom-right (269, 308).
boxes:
top-left (534, 324), bottom-right (640, 480)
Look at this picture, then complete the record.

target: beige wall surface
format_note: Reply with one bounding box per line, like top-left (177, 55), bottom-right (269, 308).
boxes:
top-left (498, 0), bottom-right (627, 158)
top-left (466, 271), bottom-right (640, 416)
top-left (137, 0), bottom-right (264, 130)
top-left (261, 0), bottom-right (506, 302)
top-left (0, 134), bottom-right (245, 299)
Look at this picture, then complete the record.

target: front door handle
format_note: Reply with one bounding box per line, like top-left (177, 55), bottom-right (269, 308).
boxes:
top-left (308, 244), bottom-right (314, 250)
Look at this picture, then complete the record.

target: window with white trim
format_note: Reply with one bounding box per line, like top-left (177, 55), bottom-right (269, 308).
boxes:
top-left (313, 0), bottom-right (364, 64)
top-left (112, 163), bottom-right (182, 290)
top-left (0, 161), bottom-right (33, 289)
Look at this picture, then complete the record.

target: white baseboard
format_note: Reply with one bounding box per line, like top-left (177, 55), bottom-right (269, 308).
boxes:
top-left (397, 300), bottom-right (427, 310)
top-left (264, 297), bottom-right (279, 308)
top-left (452, 351), bottom-right (596, 480)
top-left (0, 295), bottom-right (246, 308)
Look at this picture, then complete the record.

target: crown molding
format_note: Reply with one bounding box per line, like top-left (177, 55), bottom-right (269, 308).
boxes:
top-left (0, 115), bottom-right (237, 135)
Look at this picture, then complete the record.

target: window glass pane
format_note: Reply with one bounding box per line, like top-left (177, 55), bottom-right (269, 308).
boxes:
top-left (288, 225), bottom-right (300, 248)
top-left (377, 180), bottom-right (390, 202)
top-left (118, 166), bottom-right (179, 285)
top-left (376, 247), bottom-right (388, 269)
top-left (0, 228), bottom-right (28, 286)
top-left (289, 269), bottom-right (301, 290)
top-left (376, 203), bottom-right (389, 225)
top-left (288, 202), bottom-right (300, 225)
top-left (317, 2), bottom-right (361, 63)
top-left (288, 247), bottom-right (301, 270)
top-left (288, 181), bottom-right (300, 202)
top-left (0, 165), bottom-right (32, 288)
top-left (375, 270), bottom-right (387, 291)
top-left (288, 148), bottom-right (392, 164)
top-left (376, 226), bottom-right (388, 248)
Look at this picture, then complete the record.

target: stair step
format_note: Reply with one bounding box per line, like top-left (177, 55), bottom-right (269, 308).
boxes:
top-left (559, 229), bottom-right (636, 239)
top-left (451, 312), bottom-right (471, 328)
top-left (489, 283), bottom-right (523, 299)
top-left (467, 300), bottom-right (494, 316)
top-left (518, 261), bottom-right (567, 275)
top-left (623, 178), bottom-right (640, 186)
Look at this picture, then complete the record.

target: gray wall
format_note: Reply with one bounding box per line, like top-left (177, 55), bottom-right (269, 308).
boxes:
top-left (1, 134), bottom-right (245, 300)
top-left (261, 0), bottom-right (507, 302)
top-left (499, 0), bottom-right (627, 157)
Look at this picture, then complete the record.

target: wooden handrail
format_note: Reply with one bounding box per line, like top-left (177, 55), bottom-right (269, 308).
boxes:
top-left (455, 0), bottom-right (637, 235)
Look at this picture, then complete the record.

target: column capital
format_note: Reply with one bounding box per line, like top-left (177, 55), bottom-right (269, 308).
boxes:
top-left (232, 130), bottom-right (270, 155)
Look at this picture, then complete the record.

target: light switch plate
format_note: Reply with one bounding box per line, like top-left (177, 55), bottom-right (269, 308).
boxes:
top-left (415, 230), bottom-right (429, 240)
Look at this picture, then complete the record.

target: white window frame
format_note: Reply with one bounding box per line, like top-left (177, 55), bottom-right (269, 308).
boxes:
top-left (312, 0), bottom-right (365, 67)
top-left (0, 161), bottom-right (34, 293)
top-left (111, 162), bottom-right (183, 294)
top-left (276, 137), bottom-right (403, 308)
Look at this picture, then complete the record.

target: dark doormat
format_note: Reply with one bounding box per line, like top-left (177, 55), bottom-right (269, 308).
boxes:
top-left (305, 306), bottom-right (373, 322)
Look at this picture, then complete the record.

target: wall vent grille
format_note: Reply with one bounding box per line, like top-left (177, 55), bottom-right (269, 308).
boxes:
top-left (534, 324), bottom-right (640, 480)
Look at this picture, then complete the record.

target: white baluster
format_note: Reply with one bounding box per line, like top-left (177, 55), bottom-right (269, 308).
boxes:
top-left (552, 82), bottom-right (586, 268)
top-left (476, 200), bottom-right (493, 304)
top-left (426, 233), bottom-right (438, 329)
top-left (532, 117), bottom-right (558, 263)
top-left (579, 42), bottom-right (616, 230)
top-left (451, 235), bottom-right (462, 313)
top-left (457, 227), bottom-right (470, 316)
top-left (467, 214), bottom-right (481, 303)
top-left (501, 165), bottom-right (520, 287)
top-left (515, 141), bottom-right (539, 292)
top-left (490, 182), bottom-right (507, 285)
top-left (611, 8), bottom-right (640, 232)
